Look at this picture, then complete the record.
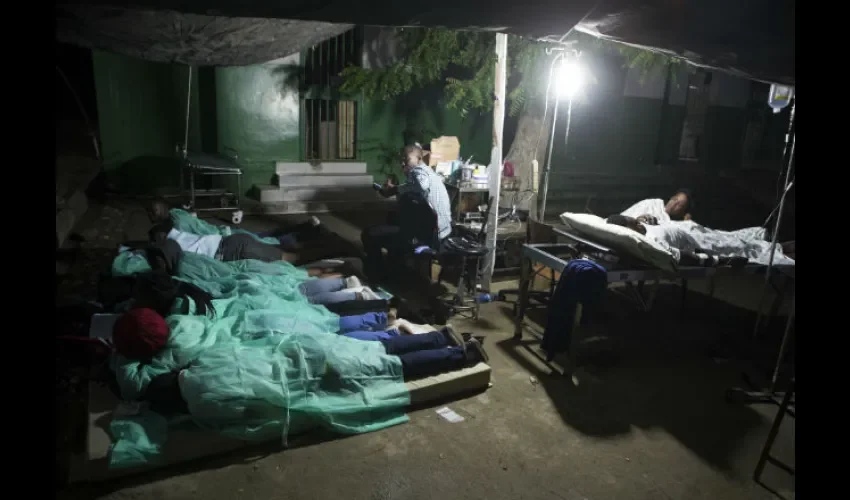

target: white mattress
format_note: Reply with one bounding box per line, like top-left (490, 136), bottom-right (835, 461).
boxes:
top-left (559, 212), bottom-right (677, 272)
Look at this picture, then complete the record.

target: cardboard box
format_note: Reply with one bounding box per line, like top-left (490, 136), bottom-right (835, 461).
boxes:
top-left (428, 136), bottom-right (460, 167)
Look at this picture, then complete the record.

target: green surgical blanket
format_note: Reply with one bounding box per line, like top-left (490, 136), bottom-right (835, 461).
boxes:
top-left (170, 208), bottom-right (280, 246)
top-left (112, 209), bottom-right (284, 277)
top-left (108, 251), bottom-right (410, 469)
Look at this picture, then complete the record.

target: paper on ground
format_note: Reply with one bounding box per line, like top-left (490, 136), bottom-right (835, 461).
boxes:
top-left (436, 407), bottom-right (465, 423)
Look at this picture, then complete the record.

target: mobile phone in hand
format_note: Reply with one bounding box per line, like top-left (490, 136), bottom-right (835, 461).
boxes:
top-left (373, 183), bottom-right (382, 191)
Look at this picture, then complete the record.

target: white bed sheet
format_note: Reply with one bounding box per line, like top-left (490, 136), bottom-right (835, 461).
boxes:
top-left (561, 212), bottom-right (795, 269)
top-left (559, 212), bottom-right (678, 272)
top-left (672, 221), bottom-right (795, 266)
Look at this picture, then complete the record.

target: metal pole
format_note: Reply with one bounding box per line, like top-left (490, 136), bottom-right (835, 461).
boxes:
top-left (539, 93), bottom-right (560, 222)
top-left (183, 65), bottom-right (193, 158)
top-left (483, 32), bottom-right (508, 289)
top-left (770, 292), bottom-right (795, 392)
top-left (752, 100), bottom-right (795, 340)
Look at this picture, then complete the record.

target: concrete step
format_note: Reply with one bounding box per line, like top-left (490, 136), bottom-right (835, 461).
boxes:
top-left (257, 184), bottom-right (383, 204)
top-left (275, 161), bottom-right (367, 176)
top-left (244, 197), bottom-right (393, 215)
top-left (276, 174), bottom-right (374, 188)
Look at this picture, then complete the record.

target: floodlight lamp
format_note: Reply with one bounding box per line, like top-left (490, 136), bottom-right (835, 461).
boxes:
top-left (558, 59), bottom-right (584, 99)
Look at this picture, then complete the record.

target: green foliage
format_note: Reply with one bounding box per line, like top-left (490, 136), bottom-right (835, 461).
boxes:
top-left (339, 28), bottom-right (688, 116)
top-left (340, 28), bottom-right (545, 117)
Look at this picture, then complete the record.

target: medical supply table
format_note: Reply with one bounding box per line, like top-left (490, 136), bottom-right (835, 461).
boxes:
top-left (444, 180), bottom-right (526, 272)
top-left (512, 227), bottom-right (795, 387)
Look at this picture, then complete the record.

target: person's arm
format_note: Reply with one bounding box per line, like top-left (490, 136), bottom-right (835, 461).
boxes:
top-left (636, 214), bottom-right (659, 225)
top-left (148, 220), bottom-right (173, 244)
top-left (378, 177), bottom-right (399, 198)
top-left (400, 167), bottom-right (431, 199)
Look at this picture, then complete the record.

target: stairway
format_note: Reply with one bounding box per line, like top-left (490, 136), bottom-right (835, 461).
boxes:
top-left (254, 161), bottom-right (393, 214)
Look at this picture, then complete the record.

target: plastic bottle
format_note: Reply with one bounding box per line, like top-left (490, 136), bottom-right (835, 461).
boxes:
top-left (768, 84), bottom-right (794, 114)
top-left (476, 293), bottom-right (494, 303)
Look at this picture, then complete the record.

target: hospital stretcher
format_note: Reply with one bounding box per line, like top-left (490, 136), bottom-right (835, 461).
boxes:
top-left (511, 226), bottom-right (795, 378)
top-left (178, 149), bottom-right (245, 224)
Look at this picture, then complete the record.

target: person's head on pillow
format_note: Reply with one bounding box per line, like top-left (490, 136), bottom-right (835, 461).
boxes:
top-left (665, 189), bottom-right (694, 220)
top-left (146, 198), bottom-right (172, 224)
top-left (606, 214), bottom-right (647, 235)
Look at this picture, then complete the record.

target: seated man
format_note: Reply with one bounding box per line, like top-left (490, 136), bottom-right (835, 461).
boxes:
top-left (605, 214), bottom-right (793, 266)
top-left (361, 144), bottom-right (452, 280)
top-left (621, 189), bottom-right (694, 225)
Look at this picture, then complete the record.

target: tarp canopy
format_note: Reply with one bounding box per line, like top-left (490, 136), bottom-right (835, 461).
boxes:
top-left (57, 0), bottom-right (794, 84)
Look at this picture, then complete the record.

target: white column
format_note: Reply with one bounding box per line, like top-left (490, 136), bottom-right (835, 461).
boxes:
top-left (482, 33), bottom-right (507, 289)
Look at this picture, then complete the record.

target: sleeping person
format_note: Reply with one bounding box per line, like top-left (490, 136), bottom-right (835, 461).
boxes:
top-left (115, 237), bottom-right (384, 306)
top-left (146, 200), bottom-right (336, 267)
top-left (139, 325), bottom-right (488, 423)
top-left (605, 215), bottom-right (795, 266)
top-left (621, 189), bottom-right (694, 225)
top-left (146, 199), bottom-right (324, 252)
top-left (113, 306), bottom-right (488, 395)
top-left (126, 271), bottom-right (415, 347)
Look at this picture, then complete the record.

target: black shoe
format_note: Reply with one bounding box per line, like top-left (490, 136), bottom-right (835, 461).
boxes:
top-left (461, 333), bottom-right (486, 345)
top-left (465, 337), bottom-right (489, 365)
top-left (440, 325), bottom-right (465, 347)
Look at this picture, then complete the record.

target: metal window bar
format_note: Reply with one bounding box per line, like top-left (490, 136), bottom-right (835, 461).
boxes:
top-left (303, 28), bottom-right (361, 161)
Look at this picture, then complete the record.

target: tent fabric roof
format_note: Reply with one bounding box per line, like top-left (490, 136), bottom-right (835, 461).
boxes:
top-left (57, 0), bottom-right (794, 84)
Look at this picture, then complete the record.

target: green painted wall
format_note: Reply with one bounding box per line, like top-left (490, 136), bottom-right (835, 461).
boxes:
top-left (92, 48), bottom-right (767, 206)
top-left (92, 51), bottom-right (491, 196)
top-left (92, 51), bottom-right (202, 194)
top-left (358, 96), bottom-right (492, 182)
top-left (214, 57), bottom-right (301, 190)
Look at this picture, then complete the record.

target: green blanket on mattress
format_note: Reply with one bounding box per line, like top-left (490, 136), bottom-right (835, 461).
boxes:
top-left (107, 246), bottom-right (409, 469)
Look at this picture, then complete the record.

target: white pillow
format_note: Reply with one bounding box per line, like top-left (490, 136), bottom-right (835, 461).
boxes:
top-left (559, 212), bottom-right (677, 272)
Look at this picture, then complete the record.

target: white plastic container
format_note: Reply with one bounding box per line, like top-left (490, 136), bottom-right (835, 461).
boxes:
top-left (461, 165), bottom-right (474, 182)
top-left (768, 84), bottom-right (794, 114)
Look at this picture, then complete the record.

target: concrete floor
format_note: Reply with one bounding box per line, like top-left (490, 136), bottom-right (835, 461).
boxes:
top-left (58, 205), bottom-right (795, 500)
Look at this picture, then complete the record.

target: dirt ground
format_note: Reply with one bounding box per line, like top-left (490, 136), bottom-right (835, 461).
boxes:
top-left (56, 198), bottom-right (795, 500)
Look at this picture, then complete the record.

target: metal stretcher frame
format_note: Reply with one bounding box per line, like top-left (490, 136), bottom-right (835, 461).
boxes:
top-left (512, 227), bottom-right (795, 378)
top-left (179, 150), bottom-right (244, 213)
top-left (174, 66), bottom-right (245, 224)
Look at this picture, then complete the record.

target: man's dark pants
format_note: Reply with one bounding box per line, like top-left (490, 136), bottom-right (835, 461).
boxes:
top-left (361, 224), bottom-right (409, 280)
top-left (380, 331), bottom-right (466, 380)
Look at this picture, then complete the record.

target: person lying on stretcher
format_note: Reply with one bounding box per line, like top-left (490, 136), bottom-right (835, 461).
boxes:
top-left (606, 214), bottom-right (797, 267)
top-left (620, 189), bottom-right (694, 225)
top-left (605, 214), bottom-right (748, 267)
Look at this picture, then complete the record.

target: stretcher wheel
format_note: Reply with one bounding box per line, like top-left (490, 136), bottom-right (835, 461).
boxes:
top-left (231, 210), bottom-right (244, 225)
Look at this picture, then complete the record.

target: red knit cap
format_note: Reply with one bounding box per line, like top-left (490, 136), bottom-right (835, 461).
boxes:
top-left (112, 308), bottom-right (169, 360)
